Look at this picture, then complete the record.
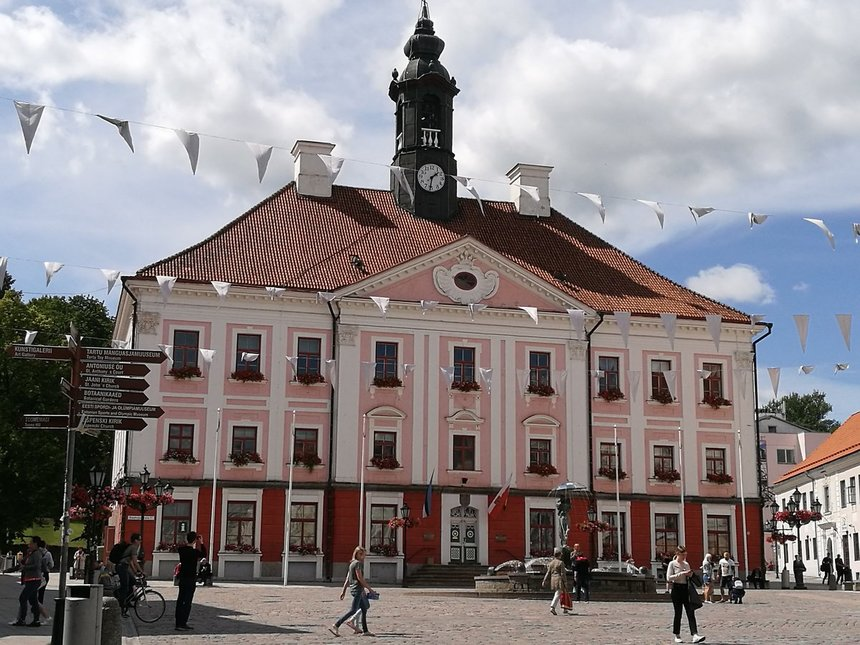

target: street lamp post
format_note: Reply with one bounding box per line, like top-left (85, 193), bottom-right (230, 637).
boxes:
top-left (776, 488), bottom-right (822, 590)
top-left (400, 502), bottom-right (410, 587)
top-left (86, 465), bottom-right (106, 584)
top-left (121, 466), bottom-right (172, 572)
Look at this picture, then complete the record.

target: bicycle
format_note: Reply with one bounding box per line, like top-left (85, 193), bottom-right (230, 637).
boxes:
top-left (125, 574), bottom-right (166, 623)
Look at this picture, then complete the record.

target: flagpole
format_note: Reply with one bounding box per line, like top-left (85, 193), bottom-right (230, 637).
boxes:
top-left (678, 425), bottom-right (686, 546)
top-left (208, 407), bottom-right (221, 575)
top-left (283, 410), bottom-right (296, 586)
top-left (737, 427), bottom-right (750, 578)
top-left (359, 413), bottom-right (367, 546)
top-left (614, 424), bottom-right (622, 568)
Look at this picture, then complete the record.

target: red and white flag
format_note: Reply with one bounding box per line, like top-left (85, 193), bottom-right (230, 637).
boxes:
top-left (488, 474), bottom-right (513, 520)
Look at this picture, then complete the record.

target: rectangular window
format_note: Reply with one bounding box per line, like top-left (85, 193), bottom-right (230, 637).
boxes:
top-left (805, 540), bottom-right (810, 560)
top-left (654, 513), bottom-right (679, 558)
top-left (824, 486), bottom-right (831, 513)
top-left (598, 356), bottom-right (620, 393)
top-left (452, 434), bottom-right (476, 471)
top-left (160, 500), bottom-right (192, 546)
top-left (841, 480), bottom-right (848, 509)
top-left (776, 449), bottom-right (796, 464)
top-left (529, 438), bottom-right (551, 466)
top-left (372, 431), bottom-right (397, 459)
top-left (705, 447), bottom-right (727, 476)
top-left (297, 337), bottom-right (322, 376)
top-left (601, 512), bottom-right (627, 559)
top-left (600, 442), bottom-right (621, 471)
top-left (232, 426), bottom-right (258, 454)
top-left (235, 333), bottom-right (261, 372)
top-left (370, 504), bottom-right (397, 554)
top-left (802, 492), bottom-right (808, 510)
top-left (167, 423), bottom-right (194, 456)
top-left (767, 425), bottom-right (777, 433)
top-left (374, 342), bottom-right (398, 380)
top-left (172, 330), bottom-right (199, 369)
top-left (702, 362), bottom-right (723, 400)
top-left (294, 428), bottom-right (319, 460)
top-left (849, 478), bottom-right (857, 505)
top-left (650, 359), bottom-right (671, 400)
top-left (854, 533), bottom-right (859, 561)
top-left (289, 502), bottom-right (317, 551)
top-left (529, 351), bottom-right (551, 387)
top-left (706, 515), bottom-right (730, 557)
top-left (226, 501), bottom-right (256, 547)
top-left (653, 445), bottom-right (674, 474)
top-left (529, 509), bottom-right (555, 557)
top-left (453, 346), bottom-right (476, 384)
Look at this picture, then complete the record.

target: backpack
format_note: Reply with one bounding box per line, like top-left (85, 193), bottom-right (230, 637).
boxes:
top-left (108, 541), bottom-right (129, 565)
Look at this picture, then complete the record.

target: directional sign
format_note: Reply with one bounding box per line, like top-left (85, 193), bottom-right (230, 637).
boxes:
top-left (6, 344), bottom-right (72, 361)
top-left (80, 347), bottom-right (167, 364)
top-left (78, 416), bottom-right (148, 432)
top-left (21, 414), bottom-right (69, 430)
top-left (81, 389), bottom-right (149, 405)
top-left (79, 402), bottom-right (164, 418)
top-left (82, 362), bottom-right (151, 377)
top-left (60, 378), bottom-right (75, 400)
top-left (81, 374), bottom-right (149, 391)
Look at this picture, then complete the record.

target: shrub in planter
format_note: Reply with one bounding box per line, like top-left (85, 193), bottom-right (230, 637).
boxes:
top-left (370, 455), bottom-right (400, 470)
top-left (369, 543), bottom-right (398, 557)
top-left (224, 543), bottom-right (260, 554)
top-left (706, 472), bottom-right (734, 484)
top-left (162, 448), bottom-right (198, 464)
top-left (597, 465), bottom-right (627, 480)
top-left (526, 383), bottom-right (556, 396)
top-left (155, 541), bottom-right (179, 553)
top-left (295, 372), bottom-right (325, 386)
top-left (231, 369), bottom-right (265, 382)
top-left (527, 463), bottom-right (558, 476)
top-left (598, 388), bottom-right (625, 402)
top-left (651, 390), bottom-right (674, 405)
top-left (228, 450), bottom-right (263, 467)
top-left (451, 380), bottom-right (481, 392)
top-left (702, 394), bottom-right (732, 409)
top-left (289, 543), bottom-right (320, 555)
top-left (168, 365), bottom-right (202, 379)
top-left (294, 452), bottom-right (322, 470)
top-left (653, 468), bottom-right (681, 483)
top-left (372, 375), bottom-right (403, 388)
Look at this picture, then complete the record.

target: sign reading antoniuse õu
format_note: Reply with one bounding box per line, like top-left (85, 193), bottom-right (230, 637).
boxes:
top-left (81, 362), bottom-right (151, 377)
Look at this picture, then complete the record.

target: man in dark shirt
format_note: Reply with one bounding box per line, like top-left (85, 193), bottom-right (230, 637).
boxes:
top-left (174, 531), bottom-right (206, 631)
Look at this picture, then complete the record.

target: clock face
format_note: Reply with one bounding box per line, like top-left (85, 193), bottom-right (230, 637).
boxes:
top-left (417, 163), bottom-right (445, 192)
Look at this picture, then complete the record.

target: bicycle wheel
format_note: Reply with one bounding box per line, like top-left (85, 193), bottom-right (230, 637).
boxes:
top-left (133, 588), bottom-right (166, 623)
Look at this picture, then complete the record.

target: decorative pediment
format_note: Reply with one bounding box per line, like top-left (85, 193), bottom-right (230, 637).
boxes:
top-left (445, 410), bottom-right (484, 425)
top-left (367, 405), bottom-right (407, 420)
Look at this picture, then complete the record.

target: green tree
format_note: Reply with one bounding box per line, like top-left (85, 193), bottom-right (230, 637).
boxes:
top-left (0, 282), bottom-right (115, 549)
top-left (761, 390), bottom-right (841, 433)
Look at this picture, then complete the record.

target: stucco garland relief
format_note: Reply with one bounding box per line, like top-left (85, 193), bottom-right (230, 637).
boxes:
top-left (567, 340), bottom-right (588, 361)
top-left (137, 311), bottom-right (160, 335)
top-left (338, 324), bottom-right (358, 347)
top-left (433, 255), bottom-right (499, 304)
top-left (734, 350), bottom-right (754, 370)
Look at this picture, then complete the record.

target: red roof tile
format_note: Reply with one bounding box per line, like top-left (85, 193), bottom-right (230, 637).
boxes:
top-left (776, 412), bottom-right (860, 482)
top-left (137, 183), bottom-right (749, 322)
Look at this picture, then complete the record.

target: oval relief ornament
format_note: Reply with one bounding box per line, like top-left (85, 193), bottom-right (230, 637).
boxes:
top-left (433, 259), bottom-right (499, 304)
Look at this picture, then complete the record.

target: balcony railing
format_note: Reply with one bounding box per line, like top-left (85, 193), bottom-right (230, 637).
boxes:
top-left (421, 128), bottom-right (441, 147)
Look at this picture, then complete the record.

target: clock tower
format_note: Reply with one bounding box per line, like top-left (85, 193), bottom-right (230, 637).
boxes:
top-left (389, 1), bottom-right (459, 221)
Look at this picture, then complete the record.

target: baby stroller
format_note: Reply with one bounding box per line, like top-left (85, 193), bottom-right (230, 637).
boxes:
top-left (730, 579), bottom-right (746, 604)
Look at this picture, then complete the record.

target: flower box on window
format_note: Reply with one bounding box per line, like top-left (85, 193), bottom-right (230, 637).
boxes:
top-left (154, 541), bottom-right (180, 553)
top-left (370, 455), bottom-right (400, 470)
top-left (224, 543), bottom-right (260, 554)
top-left (228, 450), bottom-right (263, 467)
top-left (526, 383), bottom-right (556, 397)
top-left (702, 394), bottom-right (732, 409)
top-left (653, 468), bottom-right (681, 483)
top-left (294, 372), bottom-right (325, 385)
top-left (293, 452), bottom-right (322, 471)
top-left (651, 390), bottom-right (674, 405)
top-left (575, 520), bottom-right (612, 533)
top-left (597, 466), bottom-right (627, 480)
top-left (168, 365), bottom-right (202, 379)
top-left (528, 548), bottom-right (554, 557)
top-left (372, 375), bottom-right (403, 388)
top-left (369, 543), bottom-right (398, 557)
top-left (451, 380), bottom-right (481, 392)
top-left (289, 543), bottom-right (321, 555)
top-left (526, 463), bottom-right (558, 477)
top-left (230, 369), bottom-right (265, 382)
top-left (161, 449), bottom-right (198, 464)
top-left (706, 472), bottom-right (734, 484)
top-left (597, 388), bottom-right (625, 402)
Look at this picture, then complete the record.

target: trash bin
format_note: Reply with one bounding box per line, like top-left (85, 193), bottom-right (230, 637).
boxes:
top-left (64, 584), bottom-right (103, 645)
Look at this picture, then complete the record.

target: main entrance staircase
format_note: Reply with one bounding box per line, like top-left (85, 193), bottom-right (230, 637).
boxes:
top-left (404, 564), bottom-right (487, 588)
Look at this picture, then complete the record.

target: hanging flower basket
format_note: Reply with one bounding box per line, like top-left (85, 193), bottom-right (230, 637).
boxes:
top-left (289, 543), bottom-right (320, 555)
top-left (706, 472), bottom-right (734, 484)
top-left (229, 450), bottom-right (263, 467)
top-left (774, 510), bottom-right (822, 523)
top-left (168, 365), bottom-right (202, 379)
top-left (369, 543), bottom-right (398, 557)
top-left (69, 484), bottom-right (125, 522)
top-left (293, 452), bottom-right (322, 470)
top-left (598, 466), bottom-right (628, 480)
top-left (653, 468), bottom-right (681, 483)
top-left (598, 388), bottom-right (625, 402)
top-left (527, 463), bottom-right (558, 477)
top-left (575, 520), bottom-right (612, 533)
top-left (651, 390), bottom-right (674, 405)
top-left (370, 455), bottom-right (400, 470)
top-left (162, 448), bottom-right (198, 464)
top-left (766, 533), bottom-right (797, 545)
top-left (526, 383), bottom-right (556, 397)
top-left (702, 394), bottom-right (732, 409)
top-left (387, 516), bottom-right (419, 529)
top-left (224, 543), bottom-right (260, 554)
top-left (373, 375), bottom-right (403, 388)
top-left (231, 369), bottom-right (265, 382)
top-left (124, 490), bottom-right (174, 513)
top-left (295, 372), bottom-right (325, 385)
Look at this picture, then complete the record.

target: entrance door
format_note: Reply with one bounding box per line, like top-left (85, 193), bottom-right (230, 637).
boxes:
top-left (448, 505), bottom-right (478, 564)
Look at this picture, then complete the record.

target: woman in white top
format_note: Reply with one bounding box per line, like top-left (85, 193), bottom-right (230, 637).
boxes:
top-left (666, 546), bottom-right (705, 644)
top-left (701, 553), bottom-right (714, 603)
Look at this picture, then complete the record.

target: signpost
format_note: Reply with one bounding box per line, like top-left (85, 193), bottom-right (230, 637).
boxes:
top-left (81, 362), bottom-right (150, 377)
top-left (77, 416), bottom-right (148, 432)
top-left (21, 414), bottom-right (70, 430)
top-left (81, 374), bottom-right (149, 390)
top-left (79, 402), bottom-right (164, 418)
top-left (80, 347), bottom-right (167, 364)
top-left (5, 344), bottom-right (72, 361)
top-left (80, 389), bottom-right (150, 405)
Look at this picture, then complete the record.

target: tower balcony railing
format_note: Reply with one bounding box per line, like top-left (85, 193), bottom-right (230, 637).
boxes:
top-left (421, 128), bottom-right (441, 148)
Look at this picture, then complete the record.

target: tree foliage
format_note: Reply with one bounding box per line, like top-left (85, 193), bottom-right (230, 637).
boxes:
top-left (761, 390), bottom-right (841, 433)
top-left (0, 282), bottom-right (115, 549)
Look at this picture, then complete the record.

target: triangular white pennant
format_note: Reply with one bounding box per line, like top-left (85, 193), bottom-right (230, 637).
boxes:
top-left (553, 370), bottom-right (568, 390)
top-left (285, 356), bottom-right (298, 376)
top-left (836, 314), bottom-right (852, 351)
top-left (567, 309), bottom-right (585, 341)
top-left (519, 306), bottom-right (539, 325)
top-left (324, 359), bottom-right (337, 390)
top-left (705, 315), bottom-right (722, 351)
top-left (24, 330), bottom-right (38, 345)
top-left (468, 303), bottom-right (486, 320)
top-left (100, 269), bottom-right (121, 295)
top-left (247, 143), bottom-right (274, 183)
top-left (174, 129), bottom-right (200, 175)
top-left (361, 361), bottom-right (377, 390)
top-left (614, 311), bottom-right (631, 347)
top-left (696, 369), bottom-right (713, 379)
top-left (402, 363), bottom-right (416, 378)
top-left (750, 314), bottom-right (766, 326)
top-left (264, 286), bottom-right (285, 300)
top-left (96, 114), bottom-right (134, 152)
top-left (803, 217), bottom-right (835, 250)
top-left (0, 257), bottom-right (7, 287)
top-left (44, 261), bottom-right (64, 286)
top-left (111, 339), bottom-right (130, 349)
top-left (660, 313), bottom-right (677, 350)
top-left (453, 176), bottom-right (486, 216)
top-left (370, 296), bottom-right (390, 317)
top-left (798, 365), bottom-right (815, 375)
top-left (320, 155), bottom-right (345, 183)
top-left (439, 366), bottom-right (455, 388)
top-left (478, 367), bottom-right (493, 394)
top-left (14, 101), bottom-right (45, 154)
top-left (748, 212), bottom-right (768, 228)
top-left (199, 348), bottom-right (216, 364)
top-left (158, 344), bottom-right (174, 365)
top-left (420, 300), bottom-right (438, 315)
top-left (516, 368), bottom-right (530, 395)
top-left (390, 166), bottom-right (414, 205)
top-left (316, 291), bottom-right (337, 303)
top-left (853, 223), bottom-right (860, 244)
top-left (636, 200), bottom-right (664, 229)
top-left (767, 367), bottom-right (781, 400)
top-left (793, 314), bottom-right (809, 353)
top-left (519, 184), bottom-right (540, 202)
top-left (627, 371), bottom-right (641, 402)
top-left (689, 206), bottom-right (714, 223)
top-left (590, 369), bottom-right (605, 379)
top-left (240, 352), bottom-right (259, 364)
top-left (577, 192), bottom-right (606, 222)
top-left (156, 275), bottom-right (177, 302)
top-left (663, 370), bottom-right (677, 400)
top-left (835, 363), bottom-right (850, 373)
top-left (211, 281), bottom-right (231, 301)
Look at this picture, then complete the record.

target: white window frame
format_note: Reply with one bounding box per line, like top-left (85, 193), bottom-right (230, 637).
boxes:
top-left (650, 501), bottom-right (681, 560)
top-left (523, 415), bottom-right (559, 470)
top-left (155, 487), bottom-right (200, 544)
top-left (524, 496), bottom-right (557, 557)
top-left (219, 488), bottom-right (263, 551)
top-left (231, 327), bottom-right (267, 374)
top-left (647, 440), bottom-right (676, 478)
top-left (596, 353), bottom-right (623, 394)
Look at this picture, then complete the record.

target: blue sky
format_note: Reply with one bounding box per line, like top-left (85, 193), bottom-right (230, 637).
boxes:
top-left (2, 0), bottom-right (858, 422)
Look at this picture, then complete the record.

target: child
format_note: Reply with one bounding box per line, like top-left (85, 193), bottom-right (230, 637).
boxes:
top-left (730, 578), bottom-right (746, 604)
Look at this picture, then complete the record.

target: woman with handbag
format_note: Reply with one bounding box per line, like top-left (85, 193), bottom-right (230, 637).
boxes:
top-left (330, 546), bottom-right (376, 637)
top-left (666, 546), bottom-right (706, 644)
top-left (542, 547), bottom-right (571, 615)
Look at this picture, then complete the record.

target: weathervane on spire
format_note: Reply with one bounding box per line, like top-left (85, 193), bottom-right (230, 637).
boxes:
top-left (420, 0), bottom-right (430, 20)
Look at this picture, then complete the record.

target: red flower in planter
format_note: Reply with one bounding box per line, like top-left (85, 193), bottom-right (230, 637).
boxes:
top-left (451, 380), bottom-right (481, 392)
top-left (653, 468), bottom-right (681, 483)
top-left (598, 388), bottom-right (625, 402)
top-left (702, 394), bottom-right (732, 409)
top-left (370, 455), bottom-right (400, 470)
top-left (527, 463), bottom-right (558, 477)
top-left (527, 383), bottom-right (556, 397)
top-left (706, 472), bottom-right (734, 484)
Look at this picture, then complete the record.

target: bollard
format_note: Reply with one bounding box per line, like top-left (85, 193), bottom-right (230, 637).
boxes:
top-left (828, 573), bottom-right (838, 590)
top-left (781, 567), bottom-right (791, 589)
top-left (101, 596), bottom-right (122, 645)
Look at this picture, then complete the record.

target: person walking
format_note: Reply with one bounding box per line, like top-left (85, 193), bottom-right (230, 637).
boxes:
top-left (572, 543), bottom-right (591, 603)
top-left (835, 555), bottom-right (845, 584)
top-left (543, 547), bottom-right (571, 615)
top-left (174, 531), bottom-right (206, 631)
top-left (701, 553), bottom-right (714, 603)
top-left (36, 538), bottom-right (53, 623)
top-left (117, 533), bottom-right (143, 617)
top-left (330, 546), bottom-right (376, 637)
top-left (8, 537), bottom-right (44, 627)
top-left (717, 552), bottom-right (736, 603)
top-left (821, 553), bottom-right (832, 583)
top-left (666, 546), bottom-right (706, 644)
top-left (73, 547), bottom-right (86, 580)
top-left (792, 554), bottom-right (806, 589)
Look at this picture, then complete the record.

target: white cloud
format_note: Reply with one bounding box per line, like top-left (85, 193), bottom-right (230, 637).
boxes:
top-left (793, 282), bottom-right (810, 292)
top-left (685, 264), bottom-right (776, 305)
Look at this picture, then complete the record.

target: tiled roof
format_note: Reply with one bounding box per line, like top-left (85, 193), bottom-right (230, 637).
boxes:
top-left (137, 184), bottom-right (749, 322)
top-left (776, 412), bottom-right (860, 482)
